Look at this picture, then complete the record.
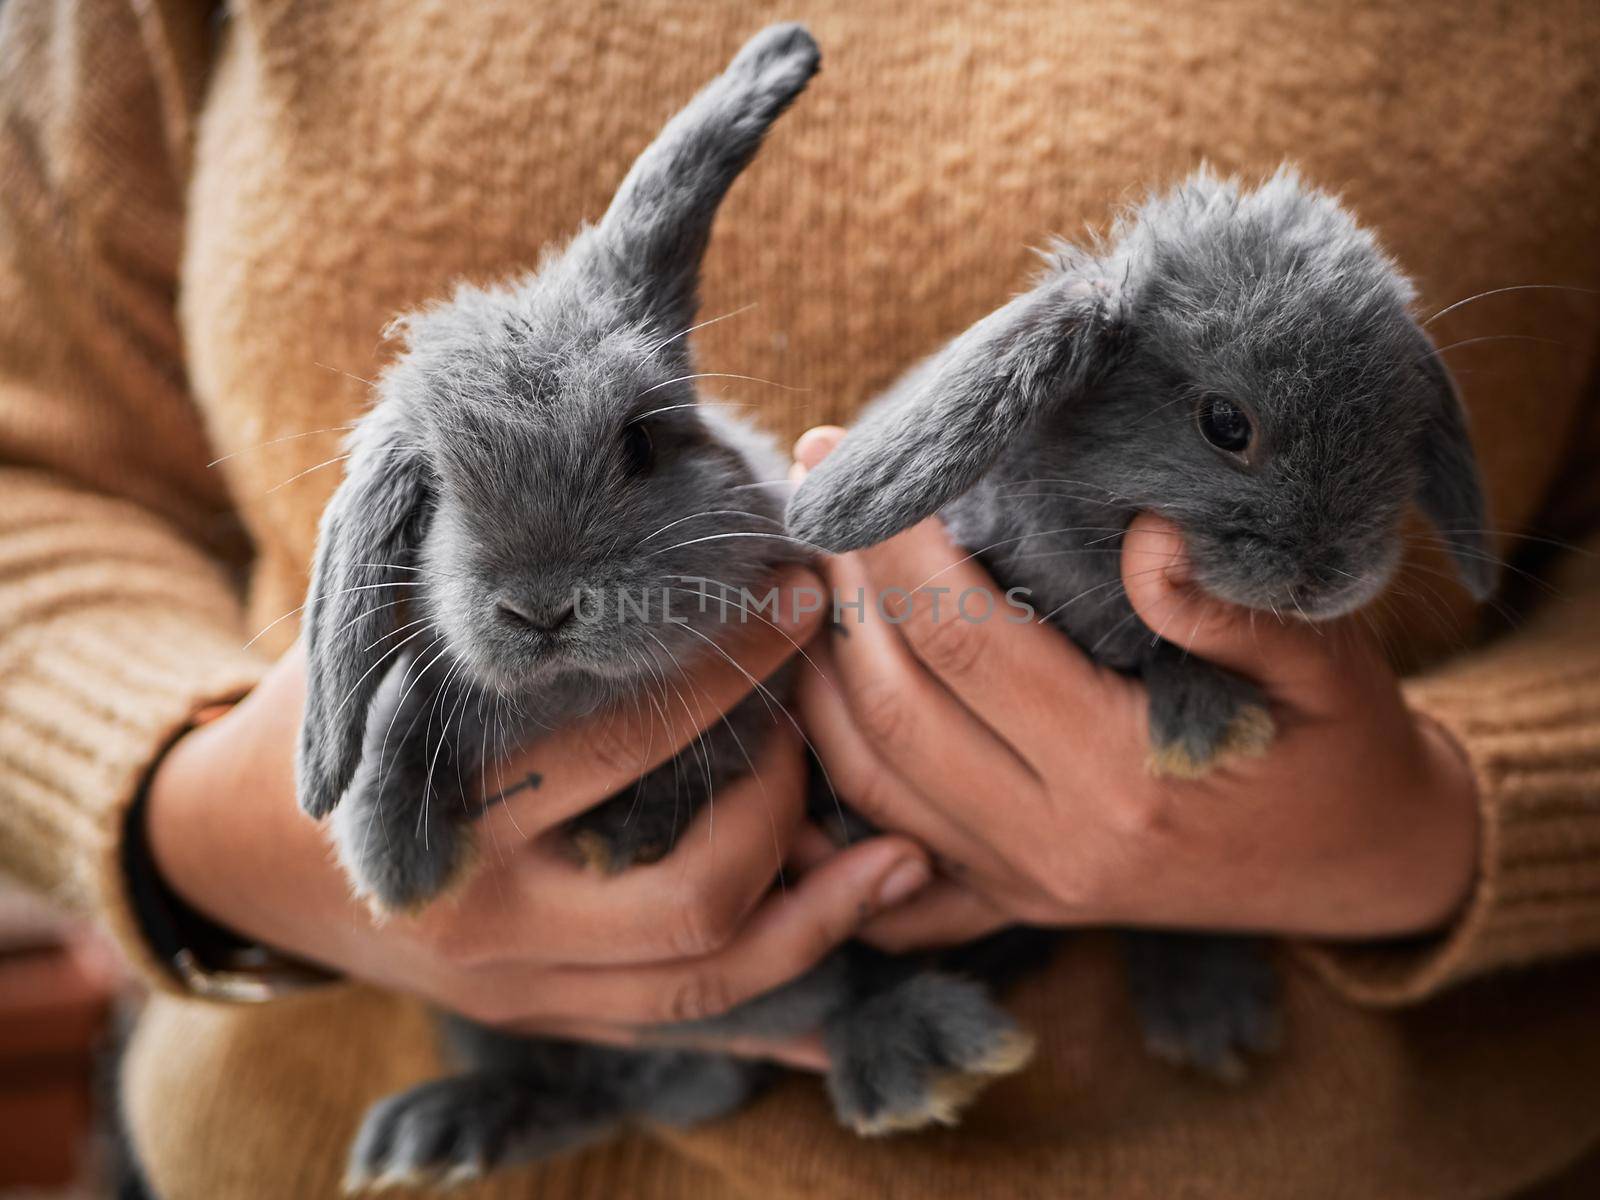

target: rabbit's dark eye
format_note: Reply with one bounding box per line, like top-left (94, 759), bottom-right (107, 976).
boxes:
top-left (621, 421), bottom-right (655, 476)
top-left (1196, 396), bottom-right (1254, 456)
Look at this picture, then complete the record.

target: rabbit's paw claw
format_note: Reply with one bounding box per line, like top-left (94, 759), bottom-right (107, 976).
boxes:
top-left (345, 1074), bottom-right (611, 1193)
top-left (1147, 704), bottom-right (1275, 778)
top-left (827, 975), bottom-right (1034, 1137)
top-left (571, 828), bottom-right (618, 874)
top-left (1126, 934), bottom-right (1281, 1084)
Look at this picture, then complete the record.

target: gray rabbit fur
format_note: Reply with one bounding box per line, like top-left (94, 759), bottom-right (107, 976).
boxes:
top-left (298, 26), bottom-right (1034, 1192)
top-left (788, 164), bottom-right (1493, 1081)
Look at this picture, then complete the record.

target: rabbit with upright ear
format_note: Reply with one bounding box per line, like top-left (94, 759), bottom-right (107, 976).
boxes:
top-left (789, 165), bottom-right (1493, 1080)
top-left (298, 27), bottom-right (1036, 1191)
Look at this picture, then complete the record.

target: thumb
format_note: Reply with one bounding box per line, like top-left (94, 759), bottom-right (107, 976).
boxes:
top-left (793, 425), bottom-right (846, 474)
top-left (1120, 512), bottom-right (1371, 712)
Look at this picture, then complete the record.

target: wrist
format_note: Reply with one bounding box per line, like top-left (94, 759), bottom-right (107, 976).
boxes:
top-left (1401, 711), bottom-right (1483, 935)
top-left (144, 689), bottom-right (356, 982)
top-left (139, 702), bottom-right (339, 997)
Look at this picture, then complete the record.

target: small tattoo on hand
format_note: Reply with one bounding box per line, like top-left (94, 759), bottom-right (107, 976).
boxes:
top-left (476, 772), bottom-right (543, 816)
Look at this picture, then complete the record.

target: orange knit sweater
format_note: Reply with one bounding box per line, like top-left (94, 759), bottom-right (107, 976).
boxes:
top-left (2, 2), bottom-right (1600, 1197)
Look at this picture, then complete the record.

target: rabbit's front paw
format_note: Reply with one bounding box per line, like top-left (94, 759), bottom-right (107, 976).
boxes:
top-left (565, 789), bottom-right (685, 875)
top-left (824, 973), bottom-right (1035, 1136)
top-left (332, 758), bottom-right (475, 916)
top-left (1143, 652), bottom-right (1275, 778)
top-left (1122, 932), bottom-right (1280, 1084)
top-left (344, 1073), bottom-right (614, 1193)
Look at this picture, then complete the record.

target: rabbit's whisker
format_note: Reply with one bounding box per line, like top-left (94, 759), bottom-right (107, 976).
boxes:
top-left (420, 656), bottom-right (472, 846)
top-left (1033, 575), bottom-right (1130, 626)
top-left (376, 637), bottom-right (452, 796)
top-left (207, 423), bottom-right (357, 468)
top-left (264, 452), bottom-right (353, 494)
top-left (631, 401), bottom-right (757, 421)
top-left (914, 525), bottom-right (1180, 594)
top-left (996, 476), bottom-right (1119, 493)
top-left (1423, 283), bottom-right (1600, 328)
top-left (333, 596), bottom-right (408, 639)
top-left (646, 531), bottom-right (828, 558)
top-left (614, 650), bottom-right (656, 834)
top-left (313, 361), bottom-right (379, 388)
top-left (636, 372), bottom-right (808, 397)
top-left (331, 623), bottom-right (432, 723)
top-left (363, 614), bottom-right (433, 653)
top-left (663, 581), bottom-right (846, 707)
top-left (244, 581), bottom-right (426, 649)
top-left (638, 508), bottom-right (785, 544)
top-left (668, 618), bottom-right (844, 831)
top-left (1404, 533), bottom-right (1554, 591)
top-left (373, 636), bottom-right (443, 799)
top-left (354, 561), bottom-right (470, 580)
top-left (646, 303), bottom-right (758, 355)
top-left (1416, 333), bottom-right (1567, 363)
top-left (635, 628), bottom-right (704, 838)
top-left (997, 493), bottom-right (1126, 505)
top-left (1418, 527), bottom-right (1592, 557)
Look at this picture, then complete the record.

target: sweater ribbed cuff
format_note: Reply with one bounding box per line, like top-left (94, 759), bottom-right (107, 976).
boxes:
top-left (1297, 664), bottom-right (1600, 1006)
top-left (0, 606), bottom-right (265, 992)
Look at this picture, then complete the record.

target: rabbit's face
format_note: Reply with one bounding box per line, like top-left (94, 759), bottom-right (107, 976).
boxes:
top-left (395, 290), bottom-right (789, 694)
top-left (1081, 285), bottom-right (1426, 620)
top-left (1052, 173), bottom-right (1438, 620)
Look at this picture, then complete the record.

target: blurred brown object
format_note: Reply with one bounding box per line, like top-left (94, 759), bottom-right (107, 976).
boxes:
top-left (0, 884), bottom-right (121, 1189)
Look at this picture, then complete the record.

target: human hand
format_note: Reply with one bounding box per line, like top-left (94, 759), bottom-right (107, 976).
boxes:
top-left (145, 567), bottom-right (930, 1070)
top-left (790, 428), bottom-right (1480, 952)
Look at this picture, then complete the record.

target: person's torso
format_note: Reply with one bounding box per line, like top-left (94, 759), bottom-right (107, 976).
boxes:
top-left (149, 4), bottom-right (1600, 1197)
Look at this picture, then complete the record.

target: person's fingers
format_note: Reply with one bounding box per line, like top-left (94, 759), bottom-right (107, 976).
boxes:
top-left (533, 833), bottom-right (931, 1027)
top-left (1120, 513), bottom-right (1380, 713)
top-left (644, 1028), bottom-right (831, 1073)
top-left (795, 425), bottom-right (1121, 762)
top-left (796, 635), bottom-right (1018, 878)
top-left (855, 879), bottom-right (1011, 954)
top-left (786, 822), bottom-right (842, 874)
top-left (461, 730), bottom-right (810, 967)
top-left (824, 550), bottom-right (1044, 803)
top-left (513, 1018), bottom-right (831, 1073)
top-left (477, 565), bottom-right (826, 840)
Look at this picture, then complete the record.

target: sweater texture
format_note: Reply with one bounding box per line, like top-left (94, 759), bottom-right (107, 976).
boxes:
top-left (2, 1), bottom-right (1600, 1196)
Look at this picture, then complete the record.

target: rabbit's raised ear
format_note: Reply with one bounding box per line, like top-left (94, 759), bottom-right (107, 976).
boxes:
top-left (593, 23), bottom-right (819, 331)
top-left (1413, 348), bottom-right (1496, 601)
top-left (788, 274), bottom-right (1117, 553)
top-left (296, 410), bottom-right (431, 819)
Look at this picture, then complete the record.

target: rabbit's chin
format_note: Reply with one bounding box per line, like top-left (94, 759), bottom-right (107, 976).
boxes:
top-left (456, 641), bottom-right (647, 699)
top-left (1198, 564), bottom-right (1394, 624)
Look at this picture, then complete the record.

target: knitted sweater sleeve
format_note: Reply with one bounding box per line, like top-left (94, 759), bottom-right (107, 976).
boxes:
top-left (0, 0), bottom-right (264, 982)
top-left (1299, 527), bottom-right (1600, 1005)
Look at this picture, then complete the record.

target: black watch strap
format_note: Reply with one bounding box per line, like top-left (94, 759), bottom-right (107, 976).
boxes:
top-left (123, 761), bottom-right (338, 1002)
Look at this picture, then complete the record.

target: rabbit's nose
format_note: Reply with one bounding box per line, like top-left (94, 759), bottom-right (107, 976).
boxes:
top-left (497, 597), bottom-right (576, 634)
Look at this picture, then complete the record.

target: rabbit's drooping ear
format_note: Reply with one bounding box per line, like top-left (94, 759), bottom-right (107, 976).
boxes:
top-left (1413, 348), bottom-right (1496, 601)
top-left (594, 23), bottom-right (819, 331)
top-left (296, 410), bottom-right (431, 819)
top-left (788, 275), bottom-right (1117, 553)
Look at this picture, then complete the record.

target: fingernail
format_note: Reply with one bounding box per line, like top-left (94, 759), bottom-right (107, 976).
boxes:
top-left (794, 426), bottom-right (844, 471)
top-left (876, 858), bottom-right (931, 909)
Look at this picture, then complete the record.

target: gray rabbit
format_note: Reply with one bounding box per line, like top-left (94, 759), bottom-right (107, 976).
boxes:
top-left (298, 26), bottom-right (1033, 1192)
top-left (788, 165), bottom-right (1494, 1082)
